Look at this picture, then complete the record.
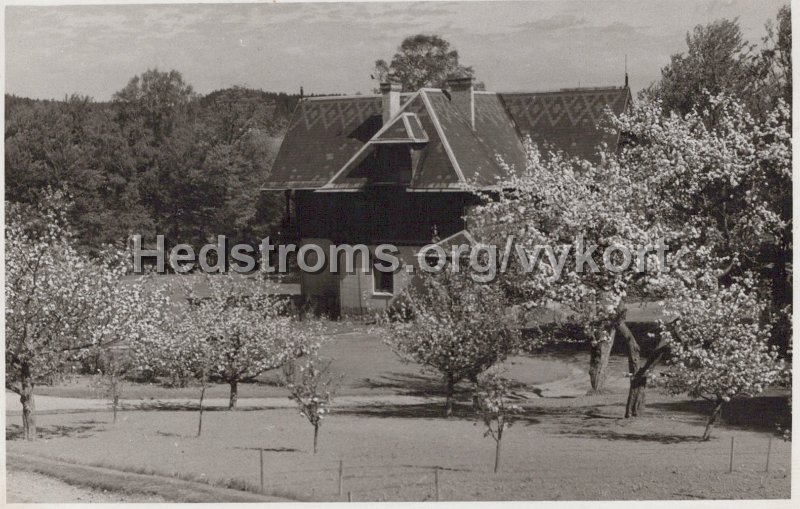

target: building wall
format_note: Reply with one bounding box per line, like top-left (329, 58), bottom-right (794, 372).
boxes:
top-left (298, 238), bottom-right (340, 316)
top-left (294, 187), bottom-right (475, 316)
top-left (298, 241), bottom-right (423, 317)
top-left (337, 245), bottom-right (419, 316)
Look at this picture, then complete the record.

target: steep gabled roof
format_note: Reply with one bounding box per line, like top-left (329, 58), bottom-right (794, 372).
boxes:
top-left (499, 87), bottom-right (631, 161)
top-left (320, 91), bottom-right (465, 191)
top-left (264, 85), bottom-right (630, 191)
top-left (423, 91), bottom-right (527, 187)
top-left (264, 96), bottom-right (382, 189)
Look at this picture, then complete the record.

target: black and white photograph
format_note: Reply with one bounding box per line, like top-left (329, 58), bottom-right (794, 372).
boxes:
top-left (2, 0), bottom-right (795, 505)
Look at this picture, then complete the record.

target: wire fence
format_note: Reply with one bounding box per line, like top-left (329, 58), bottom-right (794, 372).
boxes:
top-left (244, 435), bottom-right (790, 502)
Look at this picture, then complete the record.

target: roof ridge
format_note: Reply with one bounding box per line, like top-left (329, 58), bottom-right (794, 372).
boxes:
top-left (500, 86), bottom-right (627, 95)
top-left (305, 94), bottom-right (380, 101)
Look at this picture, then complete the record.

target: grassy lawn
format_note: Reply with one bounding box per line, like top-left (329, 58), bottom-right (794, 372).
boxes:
top-left (7, 390), bottom-right (790, 501)
top-left (9, 319), bottom-right (790, 501)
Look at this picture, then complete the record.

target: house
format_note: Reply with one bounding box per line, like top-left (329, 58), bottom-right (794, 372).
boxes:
top-left (263, 75), bottom-right (631, 316)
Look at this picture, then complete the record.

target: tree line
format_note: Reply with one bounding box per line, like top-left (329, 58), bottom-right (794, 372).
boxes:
top-left (5, 71), bottom-right (302, 256)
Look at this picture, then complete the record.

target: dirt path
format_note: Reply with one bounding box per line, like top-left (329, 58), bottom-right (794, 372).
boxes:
top-left (6, 469), bottom-right (167, 503)
top-left (6, 393), bottom-right (444, 414)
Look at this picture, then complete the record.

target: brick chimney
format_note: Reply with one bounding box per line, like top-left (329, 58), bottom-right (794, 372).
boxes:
top-left (446, 73), bottom-right (475, 130)
top-left (380, 82), bottom-right (401, 124)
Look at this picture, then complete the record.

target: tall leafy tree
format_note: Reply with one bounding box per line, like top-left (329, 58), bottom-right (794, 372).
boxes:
top-left (759, 6), bottom-right (792, 115)
top-left (113, 69), bottom-right (195, 143)
top-left (648, 18), bottom-right (759, 117)
top-left (5, 95), bottom-right (150, 252)
top-left (650, 6), bottom-right (791, 121)
top-left (6, 73), bottom-right (299, 256)
top-left (373, 34), bottom-right (477, 91)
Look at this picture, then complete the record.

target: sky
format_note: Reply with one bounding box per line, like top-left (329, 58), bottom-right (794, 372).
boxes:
top-left (5, 0), bottom-right (787, 100)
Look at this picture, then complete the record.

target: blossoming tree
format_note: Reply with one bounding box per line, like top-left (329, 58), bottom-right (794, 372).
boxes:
top-left (469, 144), bottom-right (675, 395)
top-left (470, 92), bottom-right (790, 415)
top-left (132, 309), bottom-right (214, 435)
top-left (658, 281), bottom-right (784, 440)
top-left (607, 94), bottom-right (791, 414)
top-left (381, 269), bottom-right (523, 417)
top-left (180, 275), bottom-right (319, 410)
top-left (5, 193), bottom-right (166, 440)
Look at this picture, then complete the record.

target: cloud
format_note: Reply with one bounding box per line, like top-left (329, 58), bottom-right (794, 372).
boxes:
top-left (516, 14), bottom-right (588, 32)
top-left (4, 0), bottom-right (788, 100)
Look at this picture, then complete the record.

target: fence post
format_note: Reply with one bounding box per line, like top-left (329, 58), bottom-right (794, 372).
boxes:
top-left (765, 436), bottom-right (772, 473)
top-left (434, 466), bottom-right (440, 501)
top-left (338, 460), bottom-right (343, 496)
top-left (260, 448), bottom-right (265, 492)
top-left (729, 436), bottom-right (735, 473)
top-left (348, 491), bottom-right (352, 502)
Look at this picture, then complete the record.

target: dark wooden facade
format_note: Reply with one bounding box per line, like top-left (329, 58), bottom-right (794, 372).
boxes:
top-left (293, 188), bottom-right (476, 246)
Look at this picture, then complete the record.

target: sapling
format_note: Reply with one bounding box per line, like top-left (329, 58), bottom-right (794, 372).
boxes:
top-left (474, 372), bottom-right (522, 473)
top-left (283, 358), bottom-right (341, 454)
top-left (90, 349), bottom-right (132, 424)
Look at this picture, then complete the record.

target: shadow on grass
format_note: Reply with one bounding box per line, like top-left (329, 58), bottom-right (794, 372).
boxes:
top-left (352, 372), bottom-right (452, 396)
top-left (133, 402), bottom-right (275, 412)
top-left (556, 428), bottom-right (706, 444)
top-left (335, 403), bottom-right (471, 420)
top-left (335, 402), bottom-right (544, 426)
top-left (648, 395), bottom-right (791, 434)
top-left (353, 372), bottom-right (534, 397)
top-left (234, 446), bottom-right (300, 453)
top-left (6, 422), bottom-right (98, 441)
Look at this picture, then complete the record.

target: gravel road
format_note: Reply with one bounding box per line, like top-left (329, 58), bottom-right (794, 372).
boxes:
top-left (6, 469), bottom-right (166, 503)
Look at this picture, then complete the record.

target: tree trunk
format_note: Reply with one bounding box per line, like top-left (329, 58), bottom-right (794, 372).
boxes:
top-left (625, 377), bottom-right (647, 418)
top-left (444, 374), bottom-right (455, 417)
top-left (112, 395), bottom-right (119, 424)
top-left (313, 424), bottom-right (319, 454)
top-left (20, 376), bottom-right (36, 441)
top-left (588, 328), bottom-right (615, 394)
top-left (617, 319), bottom-right (667, 418)
top-left (228, 380), bottom-right (238, 410)
top-left (197, 382), bottom-right (206, 437)
top-left (494, 437), bottom-right (502, 473)
top-left (703, 400), bottom-right (724, 441)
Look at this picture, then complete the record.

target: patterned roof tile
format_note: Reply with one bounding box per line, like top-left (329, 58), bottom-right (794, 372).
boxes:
top-left (265, 86), bottom-right (631, 190)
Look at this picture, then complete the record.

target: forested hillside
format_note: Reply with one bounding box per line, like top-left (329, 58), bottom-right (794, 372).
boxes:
top-left (5, 69), bottom-right (303, 255)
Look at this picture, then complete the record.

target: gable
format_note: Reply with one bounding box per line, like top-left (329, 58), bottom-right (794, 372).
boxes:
top-left (322, 92), bottom-right (466, 191)
top-left (373, 113), bottom-right (429, 143)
